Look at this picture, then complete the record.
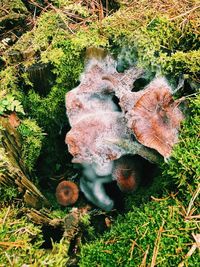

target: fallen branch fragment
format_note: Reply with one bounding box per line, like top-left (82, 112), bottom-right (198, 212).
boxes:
top-left (109, 139), bottom-right (162, 164)
top-left (178, 233), bottom-right (200, 267)
top-left (186, 184), bottom-right (200, 217)
top-left (0, 117), bottom-right (49, 208)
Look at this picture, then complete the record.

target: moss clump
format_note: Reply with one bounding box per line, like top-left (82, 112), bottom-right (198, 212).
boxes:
top-left (162, 94), bottom-right (200, 201)
top-left (0, 186), bottom-right (18, 202)
top-left (17, 119), bottom-right (45, 172)
top-left (102, 2), bottom-right (200, 81)
top-left (80, 197), bottom-right (198, 267)
top-left (0, 67), bottom-right (19, 93)
top-left (0, 206), bottom-right (69, 266)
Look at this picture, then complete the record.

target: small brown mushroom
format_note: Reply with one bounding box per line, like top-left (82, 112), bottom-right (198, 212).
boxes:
top-left (113, 156), bottom-right (141, 193)
top-left (56, 181), bottom-right (79, 206)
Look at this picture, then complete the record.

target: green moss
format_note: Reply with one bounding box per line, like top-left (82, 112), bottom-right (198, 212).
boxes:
top-left (0, 0), bottom-right (27, 19)
top-left (0, 186), bottom-right (18, 202)
top-left (0, 206), bottom-right (69, 266)
top-left (0, 67), bottom-right (19, 93)
top-left (102, 6), bottom-right (199, 80)
top-left (162, 95), bottom-right (200, 201)
top-left (4, 0), bottom-right (27, 13)
top-left (80, 197), bottom-right (198, 267)
top-left (18, 119), bottom-right (45, 172)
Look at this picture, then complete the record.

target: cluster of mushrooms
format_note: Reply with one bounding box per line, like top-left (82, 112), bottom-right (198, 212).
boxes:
top-left (56, 48), bottom-right (184, 211)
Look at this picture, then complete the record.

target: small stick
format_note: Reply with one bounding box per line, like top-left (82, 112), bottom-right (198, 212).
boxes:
top-left (106, 138), bottom-right (162, 164)
top-left (140, 245), bottom-right (150, 267)
top-left (186, 184), bottom-right (200, 217)
top-left (170, 5), bottom-right (200, 21)
top-left (150, 220), bottom-right (165, 267)
top-left (2, 206), bottom-right (10, 226)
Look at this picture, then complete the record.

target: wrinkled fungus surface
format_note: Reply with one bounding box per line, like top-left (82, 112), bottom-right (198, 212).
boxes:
top-left (130, 78), bottom-right (184, 157)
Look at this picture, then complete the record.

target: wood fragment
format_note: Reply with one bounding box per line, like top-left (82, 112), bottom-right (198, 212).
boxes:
top-left (0, 117), bottom-right (49, 209)
top-left (186, 184), bottom-right (200, 217)
top-left (178, 233), bottom-right (200, 267)
top-left (8, 112), bottom-right (20, 128)
top-left (109, 139), bottom-right (162, 164)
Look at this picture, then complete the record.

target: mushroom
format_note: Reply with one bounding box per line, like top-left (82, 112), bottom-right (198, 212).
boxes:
top-left (65, 111), bottom-right (129, 165)
top-left (128, 77), bottom-right (184, 158)
top-left (112, 156), bottom-right (141, 193)
top-left (65, 48), bottom-right (184, 210)
top-left (56, 180), bottom-right (79, 206)
top-left (80, 170), bottom-right (114, 211)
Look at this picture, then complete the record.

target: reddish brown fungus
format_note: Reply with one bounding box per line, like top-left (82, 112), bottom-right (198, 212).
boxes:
top-left (56, 181), bottom-right (79, 206)
top-left (113, 157), bottom-right (141, 193)
top-left (130, 85), bottom-right (183, 158)
top-left (66, 112), bottom-right (128, 164)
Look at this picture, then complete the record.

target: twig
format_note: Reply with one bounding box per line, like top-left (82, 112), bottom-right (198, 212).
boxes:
top-left (170, 5), bottom-right (200, 21)
top-left (129, 239), bottom-right (137, 260)
top-left (0, 241), bottom-right (25, 248)
top-left (4, 252), bottom-right (12, 266)
top-left (28, 0), bottom-right (46, 10)
top-left (178, 233), bottom-right (200, 267)
top-left (186, 184), bottom-right (200, 217)
top-left (151, 196), bottom-right (170, 202)
top-left (0, 7), bottom-right (9, 14)
top-left (2, 206), bottom-right (10, 226)
top-left (150, 220), bottom-right (165, 267)
top-left (185, 214), bottom-right (200, 220)
top-left (140, 245), bottom-right (150, 267)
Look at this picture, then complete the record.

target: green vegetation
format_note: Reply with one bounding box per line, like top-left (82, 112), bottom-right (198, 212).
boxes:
top-left (18, 119), bottom-right (45, 172)
top-left (0, 93), bottom-right (24, 115)
top-left (80, 198), bottom-right (199, 267)
top-left (0, 0), bottom-right (199, 266)
top-left (0, 206), bottom-right (69, 266)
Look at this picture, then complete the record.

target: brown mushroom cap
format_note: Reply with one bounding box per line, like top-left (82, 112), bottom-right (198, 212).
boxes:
top-left (56, 181), bottom-right (79, 206)
top-left (113, 156), bottom-right (141, 193)
top-left (130, 83), bottom-right (184, 158)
